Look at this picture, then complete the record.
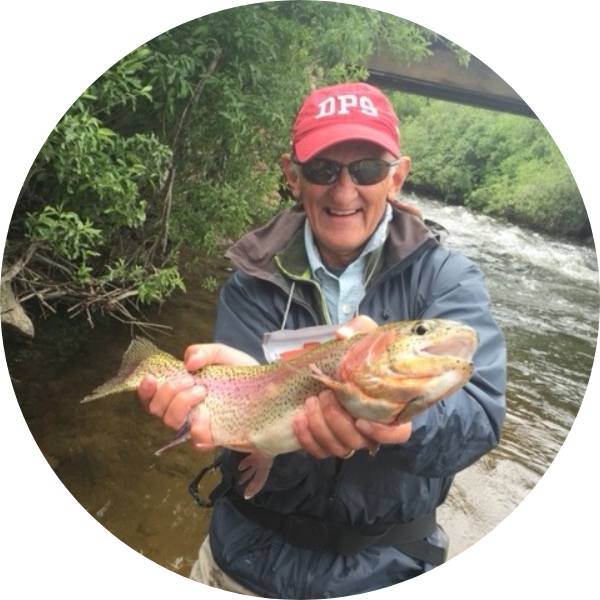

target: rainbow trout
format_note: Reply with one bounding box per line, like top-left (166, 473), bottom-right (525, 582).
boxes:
top-left (83, 319), bottom-right (478, 498)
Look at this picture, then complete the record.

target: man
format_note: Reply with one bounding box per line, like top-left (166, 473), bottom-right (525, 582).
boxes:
top-left (138, 82), bottom-right (506, 598)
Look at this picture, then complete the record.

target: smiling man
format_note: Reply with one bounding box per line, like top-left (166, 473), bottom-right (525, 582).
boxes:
top-left (282, 140), bottom-right (410, 268)
top-left (138, 82), bottom-right (506, 598)
top-left (281, 83), bottom-right (412, 269)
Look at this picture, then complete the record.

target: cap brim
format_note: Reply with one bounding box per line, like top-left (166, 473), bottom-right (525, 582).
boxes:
top-left (294, 123), bottom-right (400, 162)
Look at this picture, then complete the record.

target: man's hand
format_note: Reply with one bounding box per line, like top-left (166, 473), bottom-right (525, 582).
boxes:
top-left (137, 343), bottom-right (258, 450)
top-left (292, 315), bottom-right (413, 459)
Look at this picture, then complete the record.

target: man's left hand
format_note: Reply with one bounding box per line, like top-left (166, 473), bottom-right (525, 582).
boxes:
top-left (292, 316), bottom-right (412, 459)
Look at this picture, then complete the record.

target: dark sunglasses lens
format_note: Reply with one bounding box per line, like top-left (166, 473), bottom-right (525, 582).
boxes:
top-left (301, 159), bottom-right (339, 184)
top-left (298, 158), bottom-right (393, 185)
top-left (349, 160), bottom-right (390, 185)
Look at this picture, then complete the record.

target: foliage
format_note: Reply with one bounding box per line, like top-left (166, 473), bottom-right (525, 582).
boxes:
top-left (10, 46), bottom-right (181, 326)
top-left (397, 98), bottom-right (588, 238)
top-left (467, 145), bottom-right (586, 237)
top-left (9, 1), bottom-right (447, 327)
top-left (399, 100), bottom-right (504, 203)
top-left (25, 205), bottom-right (103, 265)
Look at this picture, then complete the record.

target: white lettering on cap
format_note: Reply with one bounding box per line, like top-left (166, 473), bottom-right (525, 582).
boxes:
top-left (315, 94), bottom-right (379, 119)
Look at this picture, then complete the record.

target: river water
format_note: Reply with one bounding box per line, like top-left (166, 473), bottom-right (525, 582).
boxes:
top-left (4, 196), bottom-right (599, 577)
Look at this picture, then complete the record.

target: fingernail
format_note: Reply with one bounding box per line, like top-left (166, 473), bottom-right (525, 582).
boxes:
top-left (139, 376), bottom-right (153, 393)
top-left (306, 396), bottom-right (317, 411)
top-left (189, 385), bottom-right (206, 402)
top-left (292, 415), bottom-right (307, 438)
top-left (183, 374), bottom-right (196, 386)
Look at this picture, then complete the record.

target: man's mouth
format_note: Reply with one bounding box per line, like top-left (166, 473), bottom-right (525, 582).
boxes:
top-left (326, 208), bottom-right (361, 217)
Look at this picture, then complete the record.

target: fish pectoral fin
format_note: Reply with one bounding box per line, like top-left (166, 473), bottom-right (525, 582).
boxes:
top-left (238, 451), bottom-right (275, 500)
top-left (367, 440), bottom-right (381, 457)
top-left (308, 364), bottom-right (347, 393)
top-left (154, 420), bottom-right (192, 456)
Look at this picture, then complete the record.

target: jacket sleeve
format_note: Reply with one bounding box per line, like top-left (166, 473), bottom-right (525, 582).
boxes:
top-left (393, 247), bottom-right (507, 477)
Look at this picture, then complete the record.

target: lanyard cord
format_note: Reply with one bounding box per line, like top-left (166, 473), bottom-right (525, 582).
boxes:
top-left (280, 280), bottom-right (296, 330)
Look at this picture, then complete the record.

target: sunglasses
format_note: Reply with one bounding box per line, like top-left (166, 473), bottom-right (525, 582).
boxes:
top-left (292, 156), bottom-right (401, 186)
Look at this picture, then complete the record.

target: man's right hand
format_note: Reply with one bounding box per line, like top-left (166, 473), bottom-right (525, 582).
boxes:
top-left (137, 343), bottom-right (259, 450)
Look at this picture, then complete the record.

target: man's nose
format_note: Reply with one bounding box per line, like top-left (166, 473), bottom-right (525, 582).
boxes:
top-left (331, 166), bottom-right (357, 198)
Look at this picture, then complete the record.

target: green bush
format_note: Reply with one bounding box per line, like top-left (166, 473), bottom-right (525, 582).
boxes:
top-left (468, 152), bottom-right (586, 237)
top-left (398, 99), bottom-right (588, 238)
top-left (9, 2), bottom-right (445, 326)
top-left (400, 101), bottom-right (502, 204)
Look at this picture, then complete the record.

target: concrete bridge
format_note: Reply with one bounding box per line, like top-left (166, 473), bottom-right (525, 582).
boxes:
top-left (368, 40), bottom-right (535, 118)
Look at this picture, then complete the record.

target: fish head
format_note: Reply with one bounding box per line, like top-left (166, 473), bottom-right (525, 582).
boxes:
top-left (383, 319), bottom-right (477, 375)
top-left (336, 319), bottom-right (479, 423)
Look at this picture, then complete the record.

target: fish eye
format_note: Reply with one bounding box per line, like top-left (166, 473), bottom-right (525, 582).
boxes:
top-left (413, 322), bottom-right (429, 336)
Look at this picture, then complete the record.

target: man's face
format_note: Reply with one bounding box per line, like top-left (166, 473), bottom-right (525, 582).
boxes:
top-left (282, 141), bottom-right (411, 268)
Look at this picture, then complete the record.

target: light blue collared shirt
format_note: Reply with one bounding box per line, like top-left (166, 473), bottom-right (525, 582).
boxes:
top-left (304, 203), bottom-right (392, 324)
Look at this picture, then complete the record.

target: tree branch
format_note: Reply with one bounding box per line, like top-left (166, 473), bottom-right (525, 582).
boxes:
top-left (152, 47), bottom-right (223, 259)
top-left (2, 242), bottom-right (40, 281)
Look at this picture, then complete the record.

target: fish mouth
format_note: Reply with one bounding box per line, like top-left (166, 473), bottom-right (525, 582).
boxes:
top-left (420, 332), bottom-right (478, 361)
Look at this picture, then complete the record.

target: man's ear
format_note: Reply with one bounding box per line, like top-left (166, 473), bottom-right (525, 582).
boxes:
top-left (387, 156), bottom-right (412, 200)
top-left (280, 153), bottom-right (302, 200)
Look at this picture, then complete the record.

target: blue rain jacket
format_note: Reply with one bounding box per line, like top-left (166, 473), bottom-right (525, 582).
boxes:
top-left (207, 204), bottom-right (506, 599)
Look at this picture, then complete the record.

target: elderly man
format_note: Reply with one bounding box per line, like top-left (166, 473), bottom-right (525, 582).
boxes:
top-left (138, 82), bottom-right (506, 599)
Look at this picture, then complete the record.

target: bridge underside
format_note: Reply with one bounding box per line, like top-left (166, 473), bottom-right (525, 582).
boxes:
top-left (367, 42), bottom-right (535, 118)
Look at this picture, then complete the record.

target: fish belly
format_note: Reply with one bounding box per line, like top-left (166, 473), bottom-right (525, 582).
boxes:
top-left (208, 399), bottom-right (304, 456)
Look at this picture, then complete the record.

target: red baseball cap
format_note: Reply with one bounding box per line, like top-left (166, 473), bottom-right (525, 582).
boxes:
top-left (291, 82), bottom-right (401, 162)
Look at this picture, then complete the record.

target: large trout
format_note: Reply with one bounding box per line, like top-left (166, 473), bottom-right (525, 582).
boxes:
top-left (83, 319), bottom-right (478, 498)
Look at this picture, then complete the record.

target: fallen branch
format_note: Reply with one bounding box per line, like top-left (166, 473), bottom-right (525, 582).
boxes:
top-left (1, 242), bottom-right (39, 282)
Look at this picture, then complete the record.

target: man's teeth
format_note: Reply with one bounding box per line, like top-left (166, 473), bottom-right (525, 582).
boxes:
top-left (328, 208), bottom-right (359, 216)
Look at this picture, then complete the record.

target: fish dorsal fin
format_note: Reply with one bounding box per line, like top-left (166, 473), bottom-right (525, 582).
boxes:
top-left (121, 337), bottom-right (163, 372)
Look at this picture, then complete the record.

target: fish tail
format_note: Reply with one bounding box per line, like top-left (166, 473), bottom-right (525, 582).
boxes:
top-left (81, 337), bottom-right (166, 403)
